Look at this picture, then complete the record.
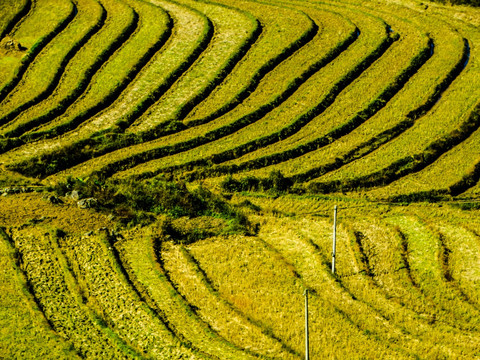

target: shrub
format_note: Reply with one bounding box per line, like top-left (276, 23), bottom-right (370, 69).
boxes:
top-left (221, 171), bottom-right (292, 194)
top-left (52, 177), bottom-right (254, 235)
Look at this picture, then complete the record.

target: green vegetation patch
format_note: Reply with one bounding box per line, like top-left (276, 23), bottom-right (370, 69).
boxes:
top-left (53, 177), bottom-right (255, 241)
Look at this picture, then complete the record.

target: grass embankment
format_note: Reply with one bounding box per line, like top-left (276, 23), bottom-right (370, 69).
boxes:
top-left (430, 0), bottom-right (479, 6)
top-left (108, 3), bottom-right (391, 181)
top-left (51, 176), bottom-right (253, 234)
top-left (0, 227), bottom-right (81, 359)
top-left (229, 0), bottom-right (469, 185)
top-left (0, 0), bottom-right (172, 144)
top-left (10, 227), bottom-right (140, 359)
top-left (11, 0), bottom-right (318, 181)
top-left (0, 0), bottom-right (31, 40)
top-left (125, 0), bottom-right (262, 135)
top-left (0, 0), bottom-right (105, 127)
top-left (0, 0), bottom-right (75, 101)
top-left (0, 0), bottom-right (210, 172)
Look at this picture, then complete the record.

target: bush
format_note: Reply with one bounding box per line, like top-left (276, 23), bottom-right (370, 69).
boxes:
top-left (220, 171), bottom-right (292, 194)
top-left (53, 177), bottom-right (255, 235)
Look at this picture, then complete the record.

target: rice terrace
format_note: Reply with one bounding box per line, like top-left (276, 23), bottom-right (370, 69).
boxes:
top-left (1, 0), bottom-right (480, 357)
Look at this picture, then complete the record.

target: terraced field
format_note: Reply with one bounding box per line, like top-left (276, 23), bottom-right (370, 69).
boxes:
top-left (0, 0), bottom-right (478, 200)
top-left (1, 0), bottom-right (480, 358)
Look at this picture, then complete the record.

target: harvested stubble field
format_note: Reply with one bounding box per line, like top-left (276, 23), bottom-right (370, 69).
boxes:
top-left (1, 0), bottom-right (480, 358)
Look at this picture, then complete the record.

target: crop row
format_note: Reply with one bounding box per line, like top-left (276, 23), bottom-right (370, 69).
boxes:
top-left (185, 12), bottom-right (432, 177)
top-left (0, 0), bottom-right (107, 127)
top-left (10, 227), bottom-right (140, 359)
top-left (365, 108), bottom-right (480, 202)
top-left (2, 0), bottom-right (329, 178)
top-left (57, 229), bottom-right (198, 358)
top-left (126, 0), bottom-right (268, 135)
top-left (0, 0), bottom-right (479, 197)
top-left (305, 0), bottom-right (480, 195)
top-left (0, 0), bottom-right (215, 169)
top-left (341, 218), bottom-right (480, 355)
top-left (163, 240), bottom-right (300, 359)
top-left (0, 0), bottom-right (169, 144)
top-left (240, 2), bottom-right (471, 182)
top-left (206, 0), bottom-right (479, 199)
top-left (433, 219), bottom-right (480, 306)
top-left (50, 2), bottom-right (382, 181)
top-left (181, 0), bottom-right (319, 128)
top-left (0, 227), bottom-right (80, 359)
top-left (116, 227), bottom-right (274, 359)
top-left (108, 4), bottom-right (398, 181)
top-left (19, 0), bottom-right (141, 140)
top-left (236, 196), bottom-right (480, 357)
top-left (387, 216), bottom-right (480, 330)
top-left (0, 0), bottom-right (76, 102)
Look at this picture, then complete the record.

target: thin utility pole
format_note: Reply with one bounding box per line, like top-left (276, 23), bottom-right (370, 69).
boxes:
top-left (332, 205), bottom-right (338, 274)
top-left (304, 289), bottom-right (309, 360)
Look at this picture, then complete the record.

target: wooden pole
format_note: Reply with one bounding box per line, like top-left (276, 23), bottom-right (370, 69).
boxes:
top-left (304, 289), bottom-right (309, 360)
top-left (332, 205), bottom-right (338, 274)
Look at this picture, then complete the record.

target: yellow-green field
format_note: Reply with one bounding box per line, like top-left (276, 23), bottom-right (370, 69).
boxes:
top-left (1, 0), bottom-right (480, 358)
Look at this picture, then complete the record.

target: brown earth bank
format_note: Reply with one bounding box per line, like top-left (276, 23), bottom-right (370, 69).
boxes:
top-left (0, 192), bottom-right (114, 233)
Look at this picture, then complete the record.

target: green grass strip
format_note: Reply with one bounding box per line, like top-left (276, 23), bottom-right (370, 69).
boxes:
top-left (0, 0), bottom-right (106, 127)
top-left (106, 5), bottom-right (389, 181)
top-left (0, 0), bottom-right (31, 40)
top-left (0, 227), bottom-right (81, 359)
top-left (0, 0), bottom-right (76, 101)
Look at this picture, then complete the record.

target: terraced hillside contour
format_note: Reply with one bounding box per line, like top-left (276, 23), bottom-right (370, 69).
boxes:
top-left (1, 0), bottom-right (480, 358)
top-left (3, 193), bottom-right (480, 359)
top-left (0, 0), bottom-right (477, 202)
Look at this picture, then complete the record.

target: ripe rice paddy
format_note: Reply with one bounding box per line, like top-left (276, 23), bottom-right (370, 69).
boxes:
top-left (1, 0), bottom-right (480, 358)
